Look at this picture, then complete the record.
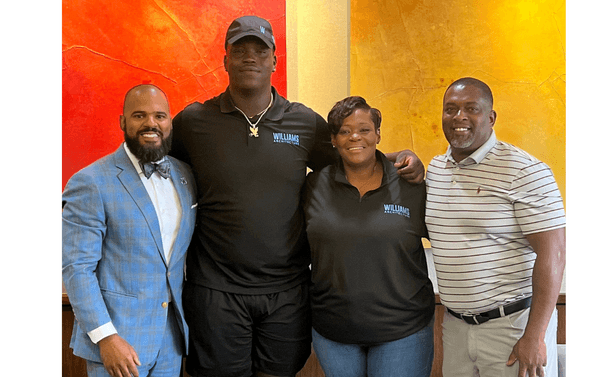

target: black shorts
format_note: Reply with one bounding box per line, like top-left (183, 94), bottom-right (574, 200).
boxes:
top-left (183, 282), bottom-right (312, 377)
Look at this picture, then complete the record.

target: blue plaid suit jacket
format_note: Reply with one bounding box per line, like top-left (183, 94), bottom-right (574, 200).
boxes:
top-left (62, 145), bottom-right (197, 365)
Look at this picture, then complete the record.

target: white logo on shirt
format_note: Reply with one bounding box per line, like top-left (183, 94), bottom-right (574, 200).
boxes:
top-left (384, 204), bottom-right (410, 218)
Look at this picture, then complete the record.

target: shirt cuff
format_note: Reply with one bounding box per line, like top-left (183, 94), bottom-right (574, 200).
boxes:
top-left (87, 322), bottom-right (118, 344)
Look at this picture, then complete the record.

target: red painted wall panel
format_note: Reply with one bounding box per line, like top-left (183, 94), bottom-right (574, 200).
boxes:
top-left (62, 0), bottom-right (286, 188)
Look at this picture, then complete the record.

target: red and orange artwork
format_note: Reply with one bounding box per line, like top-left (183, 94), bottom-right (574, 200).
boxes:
top-left (63, 0), bottom-right (286, 188)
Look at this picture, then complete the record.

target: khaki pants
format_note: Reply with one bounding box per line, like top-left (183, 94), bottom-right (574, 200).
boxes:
top-left (441, 307), bottom-right (558, 377)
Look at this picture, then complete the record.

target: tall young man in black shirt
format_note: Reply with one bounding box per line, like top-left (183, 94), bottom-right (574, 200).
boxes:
top-left (170, 15), bottom-right (425, 377)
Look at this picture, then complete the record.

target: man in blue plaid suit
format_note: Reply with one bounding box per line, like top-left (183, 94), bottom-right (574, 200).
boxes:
top-left (62, 84), bottom-right (198, 377)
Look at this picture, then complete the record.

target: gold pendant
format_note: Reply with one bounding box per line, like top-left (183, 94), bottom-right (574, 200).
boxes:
top-left (249, 126), bottom-right (259, 138)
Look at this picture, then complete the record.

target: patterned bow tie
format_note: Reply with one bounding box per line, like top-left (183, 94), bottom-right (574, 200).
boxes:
top-left (140, 160), bottom-right (171, 179)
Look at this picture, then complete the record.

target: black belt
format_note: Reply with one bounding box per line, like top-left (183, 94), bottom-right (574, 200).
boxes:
top-left (447, 297), bottom-right (532, 325)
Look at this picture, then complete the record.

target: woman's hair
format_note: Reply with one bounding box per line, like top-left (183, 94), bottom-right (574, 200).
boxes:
top-left (327, 96), bottom-right (381, 135)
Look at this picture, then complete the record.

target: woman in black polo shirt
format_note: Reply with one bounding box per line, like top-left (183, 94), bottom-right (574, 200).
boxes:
top-left (303, 96), bottom-right (435, 377)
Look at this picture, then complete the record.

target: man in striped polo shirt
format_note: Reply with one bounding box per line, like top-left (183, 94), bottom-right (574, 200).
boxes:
top-left (426, 77), bottom-right (566, 377)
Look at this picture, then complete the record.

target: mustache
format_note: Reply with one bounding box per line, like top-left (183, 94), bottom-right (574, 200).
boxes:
top-left (137, 127), bottom-right (162, 134)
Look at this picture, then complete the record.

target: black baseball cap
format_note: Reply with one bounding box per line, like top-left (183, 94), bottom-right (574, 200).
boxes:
top-left (225, 15), bottom-right (276, 50)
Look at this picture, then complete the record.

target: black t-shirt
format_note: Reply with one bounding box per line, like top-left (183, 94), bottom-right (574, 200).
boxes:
top-left (170, 87), bottom-right (336, 294)
top-left (304, 152), bottom-right (435, 344)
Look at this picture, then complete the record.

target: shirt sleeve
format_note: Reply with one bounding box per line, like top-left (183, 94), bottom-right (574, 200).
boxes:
top-left (417, 181), bottom-right (430, 240)
top-left (87, 321), bottom-right (118, 344)
top-left (308, 112), bottom-right (337, 171)
top-left (510, 161), bottom-right (566, 235)
top-left (169, 110), bottom-right (191, 165)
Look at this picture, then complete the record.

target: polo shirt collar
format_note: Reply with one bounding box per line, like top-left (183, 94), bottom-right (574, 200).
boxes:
top-left (219, 87), bottom-right (234, 113)
top-left (265, 87), bottom-right (286, 121)
top-left (444, 130), bottom-right (497, 165)
top-left (219, 86), bottom-right (285, 121)
top-left (333, 150), bottom-right (391, 187)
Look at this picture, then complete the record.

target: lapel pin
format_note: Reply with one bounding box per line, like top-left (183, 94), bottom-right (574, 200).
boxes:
top-left (181, 177), bottom-right (187, 185)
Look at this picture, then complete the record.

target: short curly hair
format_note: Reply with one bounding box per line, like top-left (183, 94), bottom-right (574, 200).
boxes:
top-left (327, 96), bottom-right (381, 135)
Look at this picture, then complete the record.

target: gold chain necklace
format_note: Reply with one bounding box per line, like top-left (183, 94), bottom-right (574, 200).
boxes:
top-left (234, 94), bottom-right (273, 138)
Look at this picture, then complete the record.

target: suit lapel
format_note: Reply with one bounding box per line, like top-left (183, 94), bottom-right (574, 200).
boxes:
top-left (113, 146), bottom-right (167, 266)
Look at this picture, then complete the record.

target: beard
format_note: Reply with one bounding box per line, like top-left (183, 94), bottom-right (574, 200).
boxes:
top-left (448, 134), bottom-right (475, 150)
top-left (124, 127), bottom-right (173, 163)
top-left (443, 124), bottom-right (476, 151)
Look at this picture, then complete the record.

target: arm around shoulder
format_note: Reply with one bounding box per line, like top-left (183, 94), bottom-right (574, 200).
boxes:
top-left (384, 149), bottom-right (425, 184)
top-left (308, 112), bottom-right (337, 172)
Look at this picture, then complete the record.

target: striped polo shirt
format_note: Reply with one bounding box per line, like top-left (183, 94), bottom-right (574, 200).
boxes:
top-left (425, 131), bottom-right (566, 314)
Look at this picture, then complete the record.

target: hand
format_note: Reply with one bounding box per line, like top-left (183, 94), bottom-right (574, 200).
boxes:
top-left (507, 335), bottom-right (547, 377)
top-left (394, 150), bottom-right (425, 184)
top-left (98, 334), bottom-right (141, 377)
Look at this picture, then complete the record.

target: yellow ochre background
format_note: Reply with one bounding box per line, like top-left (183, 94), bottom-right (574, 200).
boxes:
top-left (350, 0), bottom-right (566, 202)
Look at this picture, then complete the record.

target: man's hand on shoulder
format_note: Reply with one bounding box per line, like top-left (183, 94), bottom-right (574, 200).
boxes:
top-left (98, 334), bottom-right (141, 377)
top-left (507, 334), bottom-right (547, 377)
top-left (391, 149), bottom-right (425, 184)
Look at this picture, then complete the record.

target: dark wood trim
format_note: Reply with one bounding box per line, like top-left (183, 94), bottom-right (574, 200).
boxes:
top-left (62, 292), bottom-right (70, 306)
top-left (62, 293), bottom-right (566, 377)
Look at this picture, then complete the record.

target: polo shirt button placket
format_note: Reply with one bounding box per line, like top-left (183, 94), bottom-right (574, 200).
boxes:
top-left (451, 162), bottom-right (459, 186)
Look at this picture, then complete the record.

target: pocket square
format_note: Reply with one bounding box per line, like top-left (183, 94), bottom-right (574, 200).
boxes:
top-left (191, 203), bottom-right (198, 209)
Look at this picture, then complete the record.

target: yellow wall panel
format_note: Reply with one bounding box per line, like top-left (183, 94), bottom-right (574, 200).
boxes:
top-left (287, 0), bottom-right (350, 117)
top-left (351, 0), bottom-right (566, 202)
